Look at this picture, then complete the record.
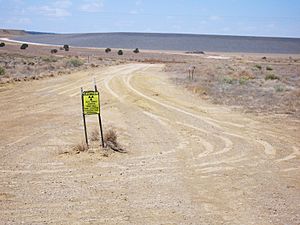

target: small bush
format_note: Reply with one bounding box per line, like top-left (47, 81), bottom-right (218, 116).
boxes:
top-left (67, 58), bottom-right (84, 67)
top-left (42, 56), bottom-right (58, 62)
top-left (223, 76), bottom-right (236, 84)
top-left (0, 66), bottom-right (5, 76)
top-left (274, 85), bottom-right (284, 92)
top-left (255, 64), bottom-right (262, 70)
top-left (266, 66), bottom-right (273, 71)
top-left (118, 50), bottom-right (123, 55)
top-left (105, 48), bottom-right (111, 53)
top-left (133, 48), bottom-right (139, 53)
top-left (63, 44), bottom-right (69, 51)
top-left (20, 43), bottom-right (28, 49)
top-left (239, 77), bottom-right (248, 85)
top-left (0, 42), bottom-right (5, 47)
top-left (51, 49), bottom-right (58, 54)
top-left (90, 129), bottom-right (99, 141)
top-left (265, 74), bottom-right (279, 80)
top-left (72, 142), bottom-right (88, 153)
top-left (104, 129), bottom-right (117, 144)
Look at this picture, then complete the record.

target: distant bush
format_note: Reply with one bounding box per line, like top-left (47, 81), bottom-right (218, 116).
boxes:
top-left (266, 66), bottom-right (273, 71)
top-left (0, 42), bottom-right (5, 47)
top-left (274, 85), bottom-right (284, 92)
top-left (63, 44), bottom-right (69, 51)
top-left (105, 48), bottom-right (111, 53)
top-left (118, 50), bottom-right (123, 55)
top-left (51, 49), bottom-right (58, 54)
top-left (42, 56), bottom-right (58, 62)
top-left (20, 43), bottom-right (28, 49)
top-left (223, 76), bottom-right (236, 84)
top-left (0, 66), bottom-right (5, 76)
top-left (265, 74), bottom-right (279, 80)
top-left (254, 64), bottom-right (262, 70)
top-left (133, 48), bottom-right (139, 53)
top-left (67, 58), bottom-right (84, 67)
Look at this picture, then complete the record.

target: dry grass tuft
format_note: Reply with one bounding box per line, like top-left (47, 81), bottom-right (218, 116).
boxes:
top-left (104, 128), bottom-right (117, 144)
top-left (104, 128), bottom-right (126, 153)
top-left (72, 142), bottom-right (88, 153)
top-left (90, 129), bottom-right (99, 141)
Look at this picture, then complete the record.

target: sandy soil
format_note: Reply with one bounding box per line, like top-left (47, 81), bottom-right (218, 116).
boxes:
top-left (0, 63), bottom-right (299, 224)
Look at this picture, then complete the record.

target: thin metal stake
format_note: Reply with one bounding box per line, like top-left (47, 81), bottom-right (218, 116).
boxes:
top-left (94, 81), bottom-right (105, 148)
top-left (81, 87), bottom-right (89, 148)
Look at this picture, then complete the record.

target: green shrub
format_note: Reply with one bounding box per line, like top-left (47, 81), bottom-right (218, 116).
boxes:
top-left (67, 58), bottom-right (84, 67)
top-left (133, 48), bottom-right (139, 53)
top-left (20, 43), bottom-right (28, 49)
top-left (118, 50), bottom-right (123, 55)
top-left (0, 42), bottom-right (5, 47)
top-left (254, 64), bottom-right (262, 70)
top-left (239, 77), bottom-right (248, 85)
top-left (274, 85), bottom-right (284, 92)
top-left (223, 76), bottom-right (236, 84)
top-left (63, 44), bottom-right (69, 51)
top-left (0, 66), bottom-right (5, 76)
top-left (105, 48), bottom-right (111, 53)
top-left (266, 66), bottom-right (273, 71)
top-left (265, 74), bottom-right (279, 80)
top-left (42, 56), bottom-right (58, 62)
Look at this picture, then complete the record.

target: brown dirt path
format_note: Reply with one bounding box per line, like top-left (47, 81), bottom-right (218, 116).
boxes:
top-left (0, 63), bottom-right (299, 224)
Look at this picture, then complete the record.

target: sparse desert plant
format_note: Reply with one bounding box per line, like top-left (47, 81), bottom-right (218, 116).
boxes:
top-left (63, 44), bottom-right (69, 51)
top-left (239, 70), bottom-right (255, 79)
top-left (254, 64), bottom-right (262, 70)
top-left (0, 66), bottom-right (5, 76)
top-left (133, 48), bottom-right (139, 53)
top-left (51, 49), bottom-right (58, 54)
top-left (20, 43), bottom-right (28, 49)
top-left (118, 50), bottom-right (123, 55)
top-left (105, 48), bottom-right (111, 53)
top-left (67, 58), bottom-right (84, 67)
top-left (0, 42), bottom-right (5, 47)
top-left (266, 66), bottom-right (273, 71)
top-left (223, 76), bottom-right (236, 84)
top-left (265, 74), bottom-right (279, 80)
top-left (90, 129), bottom-right (99, 141)
top-left (239, 77), bottom-right (248, 85)
top-left (274, 85), bottom-right (285, 92)
top-left (42, 56), bottom-right (58, 62)
top-left (104, 128), bottom-right (117, 144)
top-left (104, 128), bottom-right (126, 153)
top-left (72, 142), bottom-right (88, 153)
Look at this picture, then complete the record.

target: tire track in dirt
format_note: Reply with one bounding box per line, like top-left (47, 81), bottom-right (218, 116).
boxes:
top-left (1, 63), bottom-right (299, 225)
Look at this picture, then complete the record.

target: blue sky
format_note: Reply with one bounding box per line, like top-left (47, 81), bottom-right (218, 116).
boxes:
top-left (1, 0), bottom-right (300, 37)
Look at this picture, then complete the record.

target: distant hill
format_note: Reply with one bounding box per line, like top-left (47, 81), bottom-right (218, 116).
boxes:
top-left (0, 29), bottom-right (27, 37)
top-left (0, 29), bottom-right (54, 37)
top-left (11, 32), bottom-right (300, 54)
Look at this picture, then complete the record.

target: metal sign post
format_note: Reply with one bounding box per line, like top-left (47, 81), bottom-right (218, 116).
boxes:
top-left (81, 81), bottom-right (105, 148)
top-left (81, 87), bottom-right (89, 147)
top-left (94, 83), bottom-right (105, 148)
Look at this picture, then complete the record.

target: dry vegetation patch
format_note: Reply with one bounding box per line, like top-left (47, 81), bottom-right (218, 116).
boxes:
top-left (165, 56), bottom-right (300, 118)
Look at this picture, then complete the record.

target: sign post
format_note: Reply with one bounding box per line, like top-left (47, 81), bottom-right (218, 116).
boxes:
top-left (81, 82), bottom-right (105, 148)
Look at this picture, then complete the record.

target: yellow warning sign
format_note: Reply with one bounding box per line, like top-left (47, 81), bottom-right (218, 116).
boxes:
top-left (82, 91), bottom-right (100, 115)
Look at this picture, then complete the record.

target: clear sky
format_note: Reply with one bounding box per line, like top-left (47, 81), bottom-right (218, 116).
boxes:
top-left (1, 0), bottom-right (300, 37)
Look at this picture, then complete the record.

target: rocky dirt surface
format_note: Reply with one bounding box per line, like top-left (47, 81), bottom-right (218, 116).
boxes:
top-left (0, 63), bottom-right (299, 224)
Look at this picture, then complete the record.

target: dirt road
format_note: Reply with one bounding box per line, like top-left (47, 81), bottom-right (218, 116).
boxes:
top-left (0, 63), bottom-right (299, 224)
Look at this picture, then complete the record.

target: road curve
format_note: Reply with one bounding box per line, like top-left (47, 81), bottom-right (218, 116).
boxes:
top-left (0, 63), bottom-right (299, 225)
